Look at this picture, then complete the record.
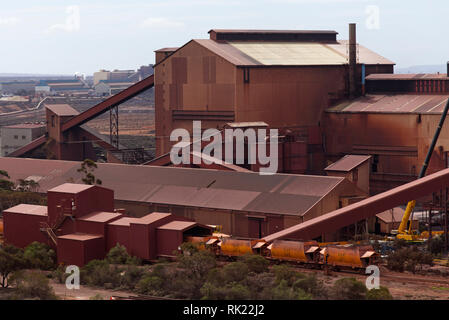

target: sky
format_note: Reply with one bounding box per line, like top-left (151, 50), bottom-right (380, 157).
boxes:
top-left (0, 0), bottom-right (448, 75)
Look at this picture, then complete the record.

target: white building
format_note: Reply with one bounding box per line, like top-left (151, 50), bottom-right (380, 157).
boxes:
top-left (0, 124), bottom-right (46, 156)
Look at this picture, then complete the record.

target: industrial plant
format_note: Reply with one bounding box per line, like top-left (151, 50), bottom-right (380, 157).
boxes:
top-left (1, 19), bottom-right (449, 303)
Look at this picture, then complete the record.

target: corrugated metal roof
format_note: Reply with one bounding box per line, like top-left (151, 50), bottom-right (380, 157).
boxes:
top-left (376, 207), bottom-right (417, 223)
top-left (0, 158), bottom-right (348, 217)
top-left (326, 41), bottom-right (395, 65)
top-left (192, 39), bottom-right (393, 67)
top-left (58, 233), bottom-right (103, 241)
top-left (328, 94), bottom-right (449, 114)
top-left (4, 204), bottom-right (47, 216)
top-left (45, 104), bottom-right (80, 116)
top-left (48, 183), bottom-right (94, 194)
top-left (78, 211), bottom-right (122, 223)
top-left (157, 221), bottom-right (198, 231)
top-left (209, 29), bottom-right (338, 35)
top-left (367, 73), bottom-right (449, 81)
top-left (325, 155), bottom-right (371, 172)
top-left (229, 42), bottom-right (347, 66)
top-left (193, 39), bottom-right (260, 66)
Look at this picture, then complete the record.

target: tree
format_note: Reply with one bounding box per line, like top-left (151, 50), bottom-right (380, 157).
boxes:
top-left (0, 170), bottom-right (14, 191)
top-left (23, 242), bottom-right (56, 270)
top-left (106, 244), bottom-right (141, 265)
top-left (77, 159), bottom-right (102, 185)
top-left (16, 179), bottom-right (40, 193)
top-left (0, 245), bottom-right (26, 288)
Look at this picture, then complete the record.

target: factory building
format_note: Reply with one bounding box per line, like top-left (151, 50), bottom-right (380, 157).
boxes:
top-left (324, 72), bottom-right (449, 194)
top-left (3, 183), bottom-right (212, 266)
top-left (0, 123), bottom-right (46, 156)
top-left (0, 157), bottom-right (367, 241)
top-left (35, 79), bottom-right (89, 95)
top-left (0, 81), bottom-right (36, 95)
top-left (154, 27), bottom-right (394, 160)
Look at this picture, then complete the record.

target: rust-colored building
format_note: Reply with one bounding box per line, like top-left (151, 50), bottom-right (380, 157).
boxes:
top-left (0, 158), bottom-right (366, 241)
top-left (3, 182), bottom-right (212, 266)
top-left (324, 74), bottom-right (449, 194)
top-left (154, 28), bottom-right (394, 158)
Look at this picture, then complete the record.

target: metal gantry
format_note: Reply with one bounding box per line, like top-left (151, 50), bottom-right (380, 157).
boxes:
top-left (110, 105), bottom-right (119, 149)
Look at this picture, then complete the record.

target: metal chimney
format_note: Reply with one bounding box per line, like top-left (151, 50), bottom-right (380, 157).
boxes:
top-left (447, 61), bottom-right (449, 76)
top-left (349, 23), bottom-right (357, 97)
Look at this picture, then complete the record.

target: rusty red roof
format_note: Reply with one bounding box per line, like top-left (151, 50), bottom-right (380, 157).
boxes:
top-left (78, 211), bottom-right (122, 223)
top-left (0, 158), bottom-right (352, 217)
top-left (158, 221), bottom-right (203, 232)
top-left (376, 207), bottom-right (417, 223)
top-left (328, 94), bottom-right (449, 114)
top-left (45, 104), bottom-right (80, 116)
top-left (108, 217), bottom-right (140, 227)
top-left (325, 155), bottom-right (371, 172)
top-left (58, 233), bottom-right (103, 241)
top-left (131, 212), bottom-right (172, 225)
top-left (48, 183), bottom-right (95, 194)
top-left (4, 204), bottom-right (47, 216)
top-left (154, 47), bottom-right (179, 52)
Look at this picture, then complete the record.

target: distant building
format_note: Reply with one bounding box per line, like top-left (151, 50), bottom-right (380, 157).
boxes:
top-left (0, 81), bottom-right (36, 95)
top-left (93, 69), bottom-right (135, 86)
top-left (93, 66), bottom-right (153, 86)
top-left (35, 79), bottom-right (89, 95)
top-left (94, 80), bottom-right (135, 96)
top-left (0, 124), bottom-right (46, 156)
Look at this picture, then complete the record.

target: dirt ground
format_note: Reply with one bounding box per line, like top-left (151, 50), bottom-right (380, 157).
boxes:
top-left (51, 281), bottom-right (134, 300)
top-left (294, 265), bottom-right (449, 300)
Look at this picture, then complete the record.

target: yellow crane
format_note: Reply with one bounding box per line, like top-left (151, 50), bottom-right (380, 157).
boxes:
top-left (394, 98), bottom-right (449, 241)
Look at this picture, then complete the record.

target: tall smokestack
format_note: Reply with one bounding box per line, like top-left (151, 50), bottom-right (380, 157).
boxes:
top-left (447, 61), bottom-right (449, 77)
top-left (349, 23), bottom-right (357, 98)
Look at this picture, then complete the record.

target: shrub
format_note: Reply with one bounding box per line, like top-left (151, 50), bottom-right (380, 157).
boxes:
top-left (272, 265), bottom-right (305, 286)
top-left (272, 280), bottom-right (311, 300)
top-left (366, 286), bottom-right (393, 300)
top-left (120, 265), bottom-right (146, 290)
top-left (80, 259), bottom-right (122, 288)
top-left (10, 271), bottom-right (57, 300)
top-left (330, 278), bottom-right (367, 300)
top-left (241, 254), bottom-right (269, 273)
top-left (428, 236), bottom-right (445, 255)
top-left (387, 247), bottom-right (433, 273)
top-left (89, 294), bottom-right (104, 300)
top-left (23, 242), bottom-right (56, 270)
top-left (135, 275), bottom-right (164, 295)
top-left (293, 274), bottom-right (328, 299)
top-left (222, 262), bottom-right (249, 283)
top-left (106, 244), bottom-right (141, 265)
